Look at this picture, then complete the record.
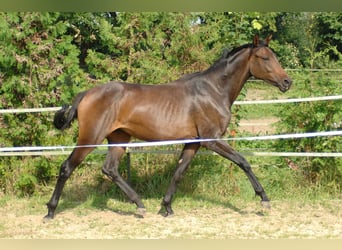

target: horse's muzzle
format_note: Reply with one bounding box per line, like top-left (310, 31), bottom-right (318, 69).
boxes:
top-left (278, 78), bottom-right (292, 93)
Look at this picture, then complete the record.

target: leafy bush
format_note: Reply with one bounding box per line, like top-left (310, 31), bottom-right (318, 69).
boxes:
top-left (274, 72), bottom-right (342, 194)
top-left (15, 173), bottom-right (37, 197)
top-left (34, 157), bottom-right (57, 184)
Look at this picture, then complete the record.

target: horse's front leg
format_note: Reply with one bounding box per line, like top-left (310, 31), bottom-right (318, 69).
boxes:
top-left (159, 143), bottom-right (200, 217)
top-left (201, 140), bottom-right (270, 208)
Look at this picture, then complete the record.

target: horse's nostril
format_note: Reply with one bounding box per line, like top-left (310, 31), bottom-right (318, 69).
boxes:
top-left (284, 78), bottom-right (292, 85)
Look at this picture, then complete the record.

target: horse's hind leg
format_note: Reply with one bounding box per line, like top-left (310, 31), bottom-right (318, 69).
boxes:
top-left (102, 130), bottom-right (145, 215)
top-left (45, 146), bottom-right (95, 219)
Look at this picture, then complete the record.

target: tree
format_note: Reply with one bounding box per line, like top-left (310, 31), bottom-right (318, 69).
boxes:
top-left (314, 12), bottom-right (342, 62)
top-left (0, 12), bottom-right (87, 147)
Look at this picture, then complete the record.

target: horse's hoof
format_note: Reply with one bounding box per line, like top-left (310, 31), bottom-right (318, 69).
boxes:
top-left (261, 201), bottom-right (271, 209)
top-left (43, 214), bottom-right (54, 223)
top-left (135, 207), bottom-right (146, 218)
top-left (157, 207), bottom-right (174, 217)
top-left (164, 212), bottom-right (174, 218)
top-left (162, 209), bottom-right (174, 218)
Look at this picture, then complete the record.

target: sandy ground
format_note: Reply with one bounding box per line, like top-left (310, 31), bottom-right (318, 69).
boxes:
top-left (0, 198), bottom-right (341, 239)
top-left (239, 118), bottom-right (279, 134)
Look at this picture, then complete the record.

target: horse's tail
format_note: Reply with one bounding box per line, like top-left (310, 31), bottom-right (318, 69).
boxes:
top-left (53, 91), bottom-right (87, 130)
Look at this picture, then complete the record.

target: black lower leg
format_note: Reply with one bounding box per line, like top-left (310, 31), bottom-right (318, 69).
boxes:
top-left (244, 168), bottom-right (269, 202)
top-left (45, 160), bottom-right (75, 219)
top-left (160, 189), bottom-right (175, 216)
top-left (202, 141), bottom-right (270, 206)
top-left (102, 150), bottom-right (145, 211)
top-left (45, 178), bottom-right (67, 219)
top-left (103, 168), bottom-right (145, 209)
top-left (160, 143), bottom-right (199, 216)
top-left (44, 145), bottom-right (93, 219)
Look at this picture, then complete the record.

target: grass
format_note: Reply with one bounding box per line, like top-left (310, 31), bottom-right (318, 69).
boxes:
top-left (2, 136), bottom-right (340, 214)
top-left (12, 150), bottom-right (337, 217)
top-left (0, 187), bottom-right (339, 222)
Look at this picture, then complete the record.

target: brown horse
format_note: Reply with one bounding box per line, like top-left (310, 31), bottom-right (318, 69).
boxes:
top-left (45, 35), bottom-right (292, 219)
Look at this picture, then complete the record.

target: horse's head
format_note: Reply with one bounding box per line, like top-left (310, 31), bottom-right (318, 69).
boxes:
top-left (249, 35), bottom-right (292, 93)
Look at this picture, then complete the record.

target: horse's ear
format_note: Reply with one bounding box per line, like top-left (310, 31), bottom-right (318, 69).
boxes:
top-left (222, 48), bottom-right (230, 58)
top-left (265, 34), bottom-right (272, 46)
top-left (253, 34), bottom-right (260, 47)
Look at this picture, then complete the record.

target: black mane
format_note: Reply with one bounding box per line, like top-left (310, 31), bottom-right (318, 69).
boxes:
top-left (179, 42), bottom-right (268, 81)
top-left (202, 44), bottom-right (252, 75)
top-left (223, 40), bottom-right (269, 61)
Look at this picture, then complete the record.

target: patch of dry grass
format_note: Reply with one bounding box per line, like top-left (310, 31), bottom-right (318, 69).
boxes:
top-left (0, 196), bottom-right (341, 239)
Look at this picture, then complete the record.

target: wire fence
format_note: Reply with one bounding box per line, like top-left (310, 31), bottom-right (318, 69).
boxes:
top-left (1, 56), bottom-right (342, 160)
top-left (0, 94), bottom-right (341, 157)
top-left (1, 95), bottom-right (341, 114)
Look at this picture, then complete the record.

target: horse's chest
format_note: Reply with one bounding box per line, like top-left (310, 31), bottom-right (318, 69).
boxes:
top-left (193, 101), bottom-right (231, 137)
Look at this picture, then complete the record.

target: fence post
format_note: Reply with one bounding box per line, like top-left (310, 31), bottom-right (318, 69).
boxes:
top-left (126, 151), bottom-right (131, 184)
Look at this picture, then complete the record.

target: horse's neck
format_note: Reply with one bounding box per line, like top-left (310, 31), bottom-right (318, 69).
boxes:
top-left (226, 69), bottom-right (250, 105)
top-left (187, 48), bottom-right (251, 106)
top-left (223, 49), bottom-right (251, 106)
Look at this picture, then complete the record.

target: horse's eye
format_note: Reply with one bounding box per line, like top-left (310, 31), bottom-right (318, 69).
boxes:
top-left (256, 54), bottom-right (269, 61)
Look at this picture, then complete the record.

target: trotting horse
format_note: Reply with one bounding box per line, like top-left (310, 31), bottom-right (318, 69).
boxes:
top-left (45, 35), bottom-right (292, 219)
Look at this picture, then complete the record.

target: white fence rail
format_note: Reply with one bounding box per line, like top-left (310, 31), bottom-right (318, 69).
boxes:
top-left (0, 128), bottom-right (341, 157)
top-left (1, 95), bottom-right (341, 114)
top-left (0, 95), bottom-right (341, 157)
top-left (235, 95), bottom-right (342, 105)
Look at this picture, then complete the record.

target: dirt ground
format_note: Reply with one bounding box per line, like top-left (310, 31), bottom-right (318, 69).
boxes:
top-left (0, 198), bottom-right (341, 239)
top-left (239, 117), bottom-right (279, 134)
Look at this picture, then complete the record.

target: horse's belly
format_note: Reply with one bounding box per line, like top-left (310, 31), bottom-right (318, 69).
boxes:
top-left (121, 117), bottom-right (197, 141)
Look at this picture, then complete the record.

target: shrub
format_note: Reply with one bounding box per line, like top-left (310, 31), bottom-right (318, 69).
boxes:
top-left (274, 72), bottom-right (342, 194)
top-left (15, 173), bottom-right (37, 196)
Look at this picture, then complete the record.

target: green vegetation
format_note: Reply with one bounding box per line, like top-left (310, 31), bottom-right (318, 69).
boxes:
top-left (0, 12), bottom-right (341, 206)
